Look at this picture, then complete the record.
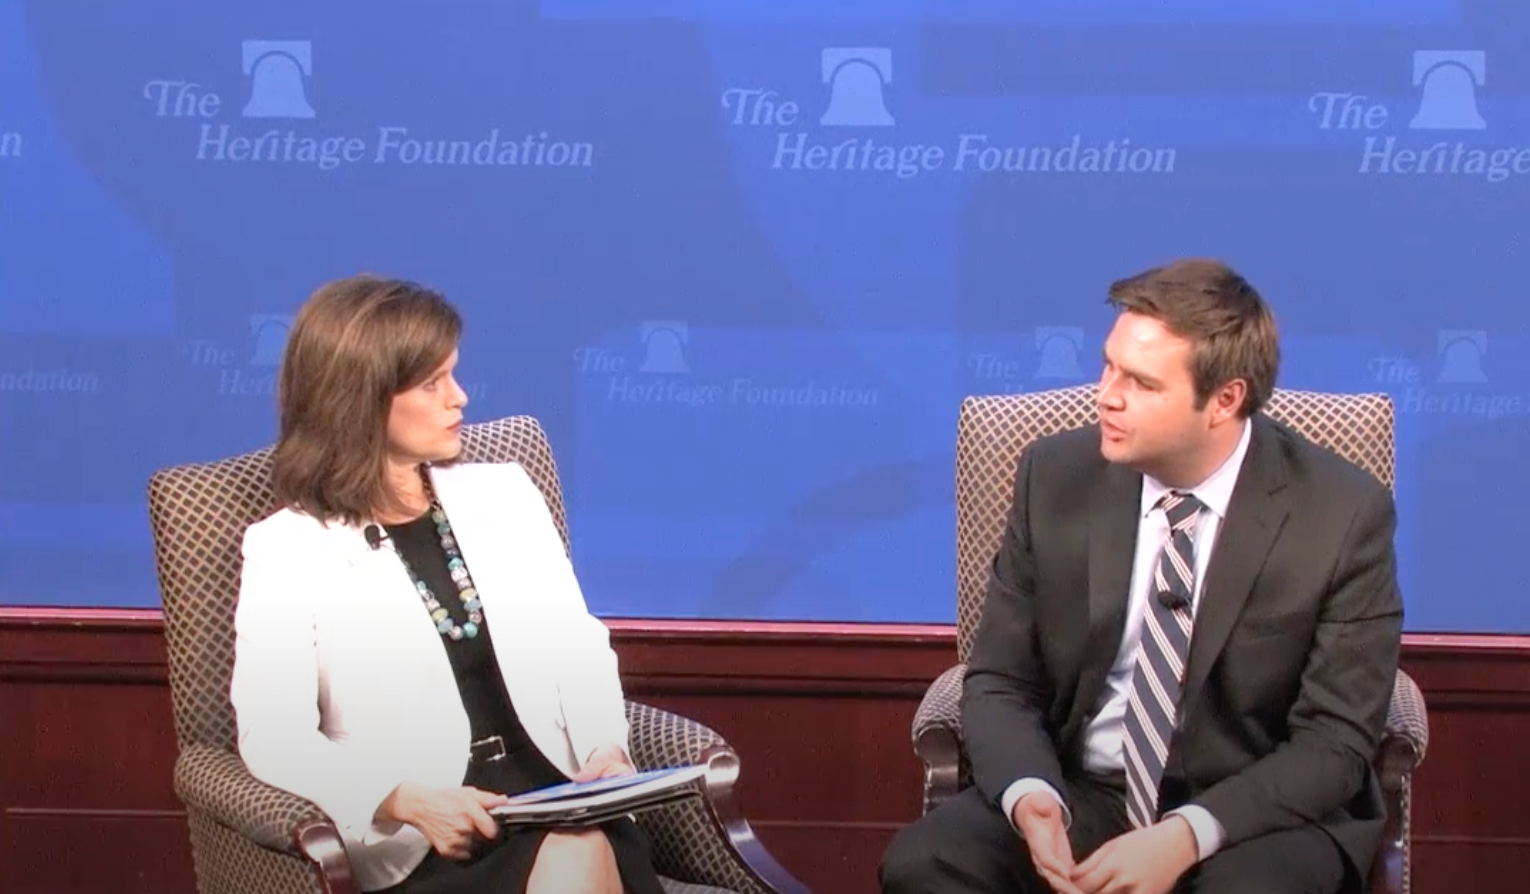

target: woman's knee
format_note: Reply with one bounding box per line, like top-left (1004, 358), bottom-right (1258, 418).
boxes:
top-left (526, 830), bottom-right (622, 894)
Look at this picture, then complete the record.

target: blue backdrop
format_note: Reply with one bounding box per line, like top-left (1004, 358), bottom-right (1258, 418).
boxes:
top-left (2, 0), bottom-right (1526, 630)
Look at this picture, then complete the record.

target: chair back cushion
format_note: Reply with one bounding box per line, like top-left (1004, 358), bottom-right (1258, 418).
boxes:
top-left (953, 385), bottom-right (1395, 661)
top-left (145, 417), bottom-right (570, 753)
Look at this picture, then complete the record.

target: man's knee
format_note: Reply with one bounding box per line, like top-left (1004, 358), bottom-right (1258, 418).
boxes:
top-left (1178, 826), bottom-right (1345, 894)
top-left (880, 790), bottom-right (1033, 894)
top-left (1183, 865), bottom-right (1330, 894)
top-left (1180, 872), bottom-right (1291, 894)
top-left (879, 817), bottom-right (944, 893)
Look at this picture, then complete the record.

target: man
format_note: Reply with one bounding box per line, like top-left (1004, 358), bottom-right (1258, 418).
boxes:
top-left (880, 259), bottom-right (1403, 894)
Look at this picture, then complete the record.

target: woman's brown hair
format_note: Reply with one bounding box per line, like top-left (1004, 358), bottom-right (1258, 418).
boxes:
top-left (271, 274), bottom-right (462, 526)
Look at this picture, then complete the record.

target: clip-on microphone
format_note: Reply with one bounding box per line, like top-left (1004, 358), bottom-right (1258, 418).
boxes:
top-left (1156, 588), bottom-right (1188, 610)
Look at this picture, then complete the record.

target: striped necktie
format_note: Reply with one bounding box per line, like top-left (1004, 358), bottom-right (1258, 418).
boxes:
top-left (1123, 490), bottom-right (1204, 829)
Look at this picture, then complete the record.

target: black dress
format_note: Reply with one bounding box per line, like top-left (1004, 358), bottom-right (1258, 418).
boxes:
top-left (374, 511), bottom-right (667, 894)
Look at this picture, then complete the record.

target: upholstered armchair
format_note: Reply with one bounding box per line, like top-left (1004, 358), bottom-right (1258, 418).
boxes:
top-left (147, 415), bottom-right (813, 894)
top-left (912, 386), bottom-right (1431, 894)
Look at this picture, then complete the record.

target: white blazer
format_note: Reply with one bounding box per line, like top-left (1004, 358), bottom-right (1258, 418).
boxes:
top-left (228, 461), bottom-right (630, 892)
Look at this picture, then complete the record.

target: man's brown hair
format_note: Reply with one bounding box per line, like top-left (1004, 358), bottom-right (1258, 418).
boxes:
top-left (1106, 258), bottom-right (1280, 417)
top-left (271, 274), bottom-right (463, 526)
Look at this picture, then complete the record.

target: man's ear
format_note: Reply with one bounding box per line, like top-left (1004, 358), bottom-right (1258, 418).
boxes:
top-left (1212, 379), bottom-right (1248, 423)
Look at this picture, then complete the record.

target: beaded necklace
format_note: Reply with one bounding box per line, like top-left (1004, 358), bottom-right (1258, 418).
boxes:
top-left (388, 476), bottom-right (484, 642)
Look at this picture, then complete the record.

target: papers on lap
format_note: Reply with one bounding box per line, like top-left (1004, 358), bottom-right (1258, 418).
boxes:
top-left (489, 765), bottom-right (708, 827)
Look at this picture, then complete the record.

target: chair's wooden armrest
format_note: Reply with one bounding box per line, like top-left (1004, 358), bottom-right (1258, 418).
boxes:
top-left (1384, 670), bottom-right (1429, 766)
top-left (912, 665), bottom-right (966, 813)
top-left (913, 664), bottom-right (965, 746)
top-left (175, 743), bottom-right (329, 852)
top-left (626, 701), bottom-right (816, 894)
top-left (174, 743), bottom-right (360, 894)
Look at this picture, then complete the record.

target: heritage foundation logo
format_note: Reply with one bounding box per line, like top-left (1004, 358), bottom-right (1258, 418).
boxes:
top-left (720, 47), bottom-right (1178, 179)
top-left (141, 39), bottom-right (596, 171)
top-left (182, 313), bottom-right (292, 397)
top-left (0, 367), bottom-right (99, 393)
top-left (1308, 50), bottom-right (1530, 183)
top-left (576, 322), bottom-right (882, 409)
top-left (184, 313), bottom-right (486, 399)
top-left (968, 327), bottom-right (1091, 395)
top-left (1368, 330), bottom-right (1528, 418)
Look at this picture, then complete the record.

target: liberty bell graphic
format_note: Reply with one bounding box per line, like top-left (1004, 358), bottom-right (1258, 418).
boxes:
top-left (1410, 50), bottom-right (1486, 131)
top-left (1436, 330), bottom-right (1488, 384)
top-left (1035, 327), bottom-right (1084, 379)
top-left (250, 315), bottom-right (294, 366)
top-left (242, 40), bottom-right (316, 119)
top-left (820, 48), bottom-right (895, 127)
top-left (638, 322), bottom-right (690, 374)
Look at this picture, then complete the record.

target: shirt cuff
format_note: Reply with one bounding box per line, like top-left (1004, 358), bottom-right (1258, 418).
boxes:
top-left (1000, 778), bottom-right (1073, 831)
top-left (360, 817), bottom-right (406, 846)
top-left (1165, 805), bottom-right (1226, 862)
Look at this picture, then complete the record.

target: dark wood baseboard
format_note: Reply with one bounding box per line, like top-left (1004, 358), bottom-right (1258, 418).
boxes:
top-left (2, 609), bottom-right (1527, 894)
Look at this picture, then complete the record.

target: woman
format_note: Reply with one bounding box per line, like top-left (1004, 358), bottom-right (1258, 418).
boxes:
top-left (229, 274), bottom-right (667, 894)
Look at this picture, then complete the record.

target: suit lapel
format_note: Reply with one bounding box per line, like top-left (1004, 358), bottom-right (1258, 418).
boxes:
top-left (1180, 418), bottom-right (1291, 711)
top-left (1068, 461), bottom-right (1143, 742)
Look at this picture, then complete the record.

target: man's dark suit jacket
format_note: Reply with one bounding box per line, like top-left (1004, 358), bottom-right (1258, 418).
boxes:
top-left (963, 414), bottom-right (1404, 881)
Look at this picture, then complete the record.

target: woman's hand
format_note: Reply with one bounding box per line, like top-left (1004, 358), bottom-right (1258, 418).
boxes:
top-left (379, 781), bottom-right (508, 860)
top-left (571, 743), bottom-right (636, 781)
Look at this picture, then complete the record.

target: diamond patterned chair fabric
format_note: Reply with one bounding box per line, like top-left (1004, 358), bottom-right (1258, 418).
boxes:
top-left (910, 385), bottom-right (1430, 894)
top-left (147, 415), bottom-right (813, 894)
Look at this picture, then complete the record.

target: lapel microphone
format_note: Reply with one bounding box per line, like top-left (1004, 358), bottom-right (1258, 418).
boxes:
top-left (1156, 588), bottom-right (1189, 610)
top-left (363, 525), bottom-right (388, 550)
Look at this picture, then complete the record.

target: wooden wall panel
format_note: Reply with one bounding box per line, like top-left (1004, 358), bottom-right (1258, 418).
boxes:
top-left (1, 610), bottom-right (1527, 894)
top-left (1390, 635), bottom-right (1530, 890)
top-left (4, 813), bottom-right (197, 894)
top-left (0, 611), bottom-right (190, 894)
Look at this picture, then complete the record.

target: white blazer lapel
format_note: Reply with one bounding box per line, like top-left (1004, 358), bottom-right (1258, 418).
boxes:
top-left (340, 526), bottom-right (449, 659)
top-left (427, 463), bottom-right (579, 776)
top-left (426, 464), bottom-right (532, 650)
top-left (324, 525), bottom-right (463, 736)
